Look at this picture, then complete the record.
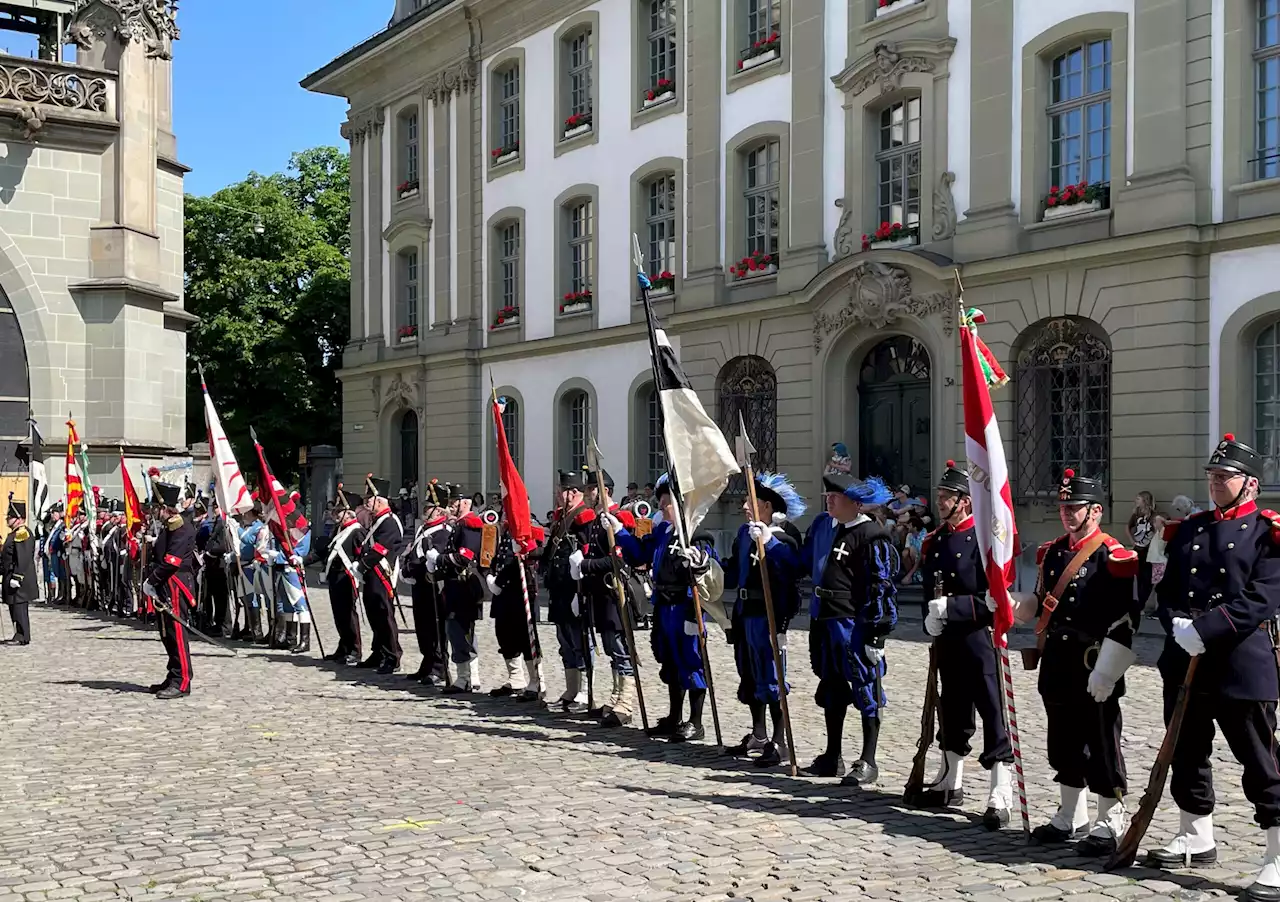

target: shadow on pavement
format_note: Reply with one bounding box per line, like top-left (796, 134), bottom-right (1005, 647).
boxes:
top-left (53, 678), bottom-right (151, 694)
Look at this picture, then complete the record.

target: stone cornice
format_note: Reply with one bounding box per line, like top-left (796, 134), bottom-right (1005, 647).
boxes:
top-left (832, 38), bottom-right (957, 96)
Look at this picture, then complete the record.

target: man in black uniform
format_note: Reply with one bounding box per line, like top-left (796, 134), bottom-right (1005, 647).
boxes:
top-left (319, 497), bottom-right (364, 666)
top-left (1013, 469), bottom-right (1139, 854)
top-left (2, 499), bottom-right (36, 645)
top-left (142, 479), bottom-right (197, 699)
top-left (402, 480), bottom-right (453, 685)
top-left (355, 475), bottom-right (406, 675)
top-left (1147, 435), bottom-right (1280, 901)
top-left (913, 460), bottom-right (1013, 829)
top-left (540, 470), bottom-right (596, 714)
top-left (435, 487), bottom-right (485, 694)
top-left (204, 508), bottom-right (235, 638)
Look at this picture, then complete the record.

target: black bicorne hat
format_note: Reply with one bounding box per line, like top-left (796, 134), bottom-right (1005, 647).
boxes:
top-left (821, 473), bottom-right (853, 495)
top-left (364, 474), bottom-right (391, 500)
top-left (558, 469), bottom-right (588, 491)
top-left (1057, 468), bottom-right (1105, 505)
top-left (6, 500), bottom-right (25, 520)
top-left (937, 459), bottom-right (970, 496)
top-left (1206, 432), bottom-right (1262, 480)
top-left (153, 482), bottom-right (181, 507)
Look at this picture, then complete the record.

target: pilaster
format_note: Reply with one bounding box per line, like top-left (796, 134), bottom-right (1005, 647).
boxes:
top-left (781, 0), bottom-right (829, 293)
top-left (682, 0), bottom-right (724, 312)
top-left (432, 97), bottom-right (452, 327)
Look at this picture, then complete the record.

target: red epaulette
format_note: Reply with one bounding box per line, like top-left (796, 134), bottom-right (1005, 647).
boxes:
top-left (921, 528), bottom-right (941, 555)
top-left (616, 510), bottom-right (636, 530)
top-left (1162, 518), bottom-right (1183, 542)
top-left (572, 507), bottom-right (597, 527)
top-left (1036, 540), bottom-right (1055, 566)
top-left (1101, 533), bottom-right (1139, 578)
top-left (1261, 509), bottom-right (1280, 544)
top-left (459, 512), bottom-right (484, 529)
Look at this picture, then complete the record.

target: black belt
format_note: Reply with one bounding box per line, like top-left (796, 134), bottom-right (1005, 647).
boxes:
top-left (813, 587), bottom-right (852, 602)
top-left (737, 588), bottom-right (766, 601)
top-left (1049, 624), bottom-right (1102, 646)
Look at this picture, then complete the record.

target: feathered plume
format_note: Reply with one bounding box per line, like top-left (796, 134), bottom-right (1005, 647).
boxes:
top-left (845, 475), bottom-right (894, 507)
top-left (754, 471), bottom-right (807, 521)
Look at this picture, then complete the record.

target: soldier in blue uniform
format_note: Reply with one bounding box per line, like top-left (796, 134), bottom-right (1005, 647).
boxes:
top-left (1146, 435), bottom-right (1280, 902)
top-left (434, 488), bottom-right (486, 694)
top-left (640, 474), bottom-right (724, 742)
top-left (539, 470), bottom-right (597, 714)
top-left (722, 472), bottom-right (804, 767)
top-left (403, 480), bottom-right (453, 685)
top-left (1014, 469), bottom-right (1139, 854)
top-left (802, 473), bottom-right (898, 785)
top-left (913, 460), bottom-right (1014, 828)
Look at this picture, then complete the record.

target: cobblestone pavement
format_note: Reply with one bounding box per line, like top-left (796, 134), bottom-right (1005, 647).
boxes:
top-left (0, 591), bottom-right (1265, 902)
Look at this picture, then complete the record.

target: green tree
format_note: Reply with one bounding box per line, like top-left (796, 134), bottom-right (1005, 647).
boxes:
top-left (184, 147), bottom-right (350, 484)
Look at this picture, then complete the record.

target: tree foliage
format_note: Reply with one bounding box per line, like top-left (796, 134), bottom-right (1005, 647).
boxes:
top-left (184, 147), bottom-right (350, 484)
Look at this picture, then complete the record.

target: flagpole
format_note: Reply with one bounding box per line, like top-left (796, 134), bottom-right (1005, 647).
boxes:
top-left (633, 234), bottom-right (723, 748)
top-left (491, 382), bottom-right (541, 670)
top-left (956, 272), bottom-right (1031, 839)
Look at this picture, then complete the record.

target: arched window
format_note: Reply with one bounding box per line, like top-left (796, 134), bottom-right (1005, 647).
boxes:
top-left (1255, 321), bottom-right (1280, 486)
top-left (399, 410), bottom-right (419, 491)
top-left (632, 381), bottom-right (667, 486)
top-left (500, 396), bottom-right (520, 472)
top-left (1013, 317), bottom-right (1111, 501)
top-left (717, 355), bottom-right (776, 495)
top-left (560, 389), bottom-right (591, 471)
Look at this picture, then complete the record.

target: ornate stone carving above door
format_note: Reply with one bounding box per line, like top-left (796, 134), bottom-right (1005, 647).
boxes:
top-left (812, 262), bottom-right (956, 350)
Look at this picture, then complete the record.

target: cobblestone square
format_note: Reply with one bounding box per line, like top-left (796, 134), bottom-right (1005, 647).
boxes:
top-left (0, 593), bottom-right (1264, 902)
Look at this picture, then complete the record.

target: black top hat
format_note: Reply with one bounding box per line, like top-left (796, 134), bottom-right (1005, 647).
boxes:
top-left (821, 473), bottom-right (853, 494)
top-left (6, 500), bottom-right (25, 520)
top-left (153, 482), bottom-right (181, 507)
top-left (1057, 469), bottom-right (1105, 505)
top-left (364, 474), bottom-right (391, 500)
top-left (1206, 433), bottom-right (1262, 480)
top-left (558, 469), bottom-right (588, 491)
top-left (587, 468), bottom-right (615, 490)
top-left (937, 459), bottom-right (970, 496)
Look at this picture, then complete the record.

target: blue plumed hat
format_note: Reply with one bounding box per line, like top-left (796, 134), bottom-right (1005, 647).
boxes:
top-left (843, 475), bottom-right (894, 507)
top-left (754, 471), bottom-right (806, 521)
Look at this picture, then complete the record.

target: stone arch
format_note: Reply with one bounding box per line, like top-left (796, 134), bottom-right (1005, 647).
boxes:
top-left (375, 370), bottom-right (420, 483)
top-left (551, 376), bottom-right (597, 484)
top-left (486, 384), bottom-right (526, 492)
top-left (809, 254), bottom-right (958, 482)
top-left (627, 370), bottom-right (659, 489)
top-left (1218, 291), bottom-right (1280, 466)
top-left (0, 232), bottom-right (53, 458)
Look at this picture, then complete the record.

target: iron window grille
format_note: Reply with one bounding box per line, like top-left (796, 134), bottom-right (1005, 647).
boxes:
top-left (1014, 317), bottom-right (1112, 503)
top-left (717, 356), bottom-right (777, 497)
top-left (646, 175), bottom-right (676, 278)
top-left (1048, 39), bottom-right (1111, 191)
top-left (568, 200), bottom-right (593, 296)
top-left (568, 31), bottom-right (593, 120)
top-left (648, 0), bottom-right (677, 91)
top-left (498, 66), bottom-right (520, 151)
top-left (499, 222), bottom-right (520, 309)
top-left (875, 98), bottom-right (922, 233)
top-left (745, 140), bottom-right (780, 258)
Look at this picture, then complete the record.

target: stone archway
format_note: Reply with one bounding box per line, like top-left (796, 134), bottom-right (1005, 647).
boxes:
top-left (0, 289), bottom-right (28, 487)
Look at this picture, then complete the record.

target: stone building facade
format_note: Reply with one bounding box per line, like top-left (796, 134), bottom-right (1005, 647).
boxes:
top-left (0, 0), bottom-right (189, 515)
top-left (305, 0), bottom-right (1280, 547)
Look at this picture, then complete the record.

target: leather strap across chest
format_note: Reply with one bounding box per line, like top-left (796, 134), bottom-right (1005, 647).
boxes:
top-left (1034, 533), bottom-right (1107, 636)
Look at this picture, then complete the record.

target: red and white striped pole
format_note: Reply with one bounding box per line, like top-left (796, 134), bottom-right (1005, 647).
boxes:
top-left (996, 646), bottom-right (1031, 837)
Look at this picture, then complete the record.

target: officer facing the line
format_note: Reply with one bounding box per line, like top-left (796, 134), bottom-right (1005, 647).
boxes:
top-left (1149, 434), bottom-right (1280, 902)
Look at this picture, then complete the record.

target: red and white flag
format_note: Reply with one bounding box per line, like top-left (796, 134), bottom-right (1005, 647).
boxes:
top-left (201, 368), bottom-right (253, 516)
top-left (493, 394), bottom-right (533, 552)
top-left (959, 307), bottom-right (1018, 647)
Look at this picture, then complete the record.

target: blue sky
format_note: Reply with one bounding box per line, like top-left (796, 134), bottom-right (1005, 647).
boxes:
top-left (173, 1), bottom-right (388, 196)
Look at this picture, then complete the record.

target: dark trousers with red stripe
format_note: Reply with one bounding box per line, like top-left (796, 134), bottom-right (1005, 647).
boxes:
top-left (160, 606), bottom-right (193, 693)
top-left (363, 572), bottom-right (402, 665)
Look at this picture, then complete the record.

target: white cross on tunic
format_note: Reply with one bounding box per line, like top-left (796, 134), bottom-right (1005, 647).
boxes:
top-left (833, 544), bottom-right (850, 562)
top-left (750, 550), bottom-right (760, 566)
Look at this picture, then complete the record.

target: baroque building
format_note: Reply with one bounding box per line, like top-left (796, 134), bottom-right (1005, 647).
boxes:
top-left (306, 0), bottom-right (1278, 546)
top-left (0, 0), bottom-right (188, 510)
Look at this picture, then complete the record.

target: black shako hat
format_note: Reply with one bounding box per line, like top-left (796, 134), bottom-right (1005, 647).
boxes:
top-left (558, 469), bottom-right (589, 491)
top-left (937, 459), bottom-right (970, 496)
top-left (6, 500), bottom-right (25, 520)
top-left (425, 478), bottom-right (453, 506)
top-left (153, 482), bottom-right (181, 507)
top-left (364, 474), bottom-right (391, 500)
top-left (1057, 468), bottom-right (1105, 505)
top-left (1206, 432), bottom-right (1262, 480)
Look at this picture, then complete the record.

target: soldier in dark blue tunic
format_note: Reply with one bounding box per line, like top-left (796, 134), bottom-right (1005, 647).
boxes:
top-left (722, 472), bottom-right (804, 767)
top-left (538, 470), bottom-right (597, 713)
top-left (914, 460), bottom-right (1013, 829)
top-left (1147, 435), bottom-right (1280, 902)
top-left (802, 473), bottom-right (898, 785)
top-left (1018, 470), bottom-right (1140, 855)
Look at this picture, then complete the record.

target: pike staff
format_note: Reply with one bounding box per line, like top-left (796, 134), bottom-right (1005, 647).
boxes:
top-left (732, 415), bottom-right (798, 776)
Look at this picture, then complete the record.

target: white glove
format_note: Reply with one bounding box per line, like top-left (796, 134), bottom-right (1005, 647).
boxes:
top-left (222, 553), bottom-right (234, 565)
top-left (143, 581), bottom-right (157, 599)
top-left (927, 598), bottom-right (948, 621)
top-left (923, 613), bottom-right (945, 637)
top-left (674, 544), bottom-right (710, 573)
top-left (568, 549), bottom-right (585, 582)
top-left (146, 535), bottom-right (157, 545)
top-left (748, 521), bottom-right (780, 543)
top-left (289, 555), bottom-right (303, 569)
top-left (571, 597), bottom-right (581, 617)
top-left (864, 644), bottom-right (885, 666)
top-left (605, 513), bottom-right (623, 533)
top-left (402, 576), bottom-right (416, 586)
top-left (486, 574), bottom-right (501, 596)
top-left (1086, 668), bottom-right (1116, 703)
top-left (1172, 617), bottom-right (1206, 656)
top-left (6, 577), bottom-right (18, 589)
top-left (425, 548), bottom-right (440, 573)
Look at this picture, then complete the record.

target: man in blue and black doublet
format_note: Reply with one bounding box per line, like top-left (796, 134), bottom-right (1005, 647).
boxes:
top-left (1014, 469), bottom-right (1139, 855)
top-left (141, 480), bottom-right (197, 699)
top-left (538, 470), bottom-right (597, 714)
top-left (641, 475), bottom-right (724, 742)
top-left (803, 473), bottom-right (898, 785)
top-left (914, 460), bottom-right (1013, 829)
top-left (1147, 435), bottom-right (1280, 902)
top-left (722, 472), bottom-right (804, 767)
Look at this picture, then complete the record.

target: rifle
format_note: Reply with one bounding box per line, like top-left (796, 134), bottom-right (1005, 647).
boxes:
top-left (904, 573), bottom-right (946, 803)
top-left (1106, 655), bottom-right (1199, 870)
top-left (732, 417), bottom-right (798, 775)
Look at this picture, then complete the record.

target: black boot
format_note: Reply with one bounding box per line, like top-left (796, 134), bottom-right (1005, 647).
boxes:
top-left (291, 623), bottom-right (312, 654)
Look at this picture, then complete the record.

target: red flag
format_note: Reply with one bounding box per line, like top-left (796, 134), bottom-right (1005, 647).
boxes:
top-left (959, 307), bottom-right (1019, 647)
top-left (120, 449), bottom-right (142, 535)
top-left (493, 396), bottom-right (532, 551)
top-left (249, 427), bottom-right (297, 557)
